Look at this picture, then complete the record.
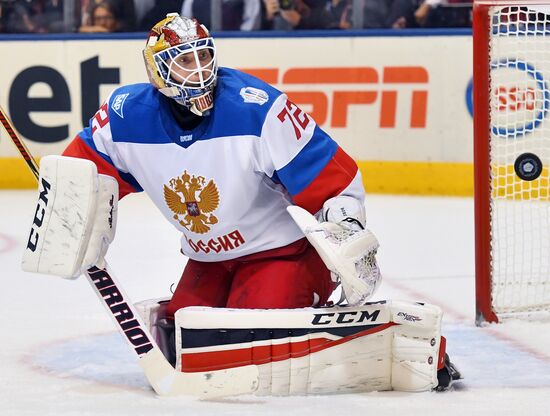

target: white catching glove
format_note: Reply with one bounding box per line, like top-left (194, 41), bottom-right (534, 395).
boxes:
top-left (287, 196), bottom-right (381, 306)
top-left (320, 196), bottom-right (381, 304)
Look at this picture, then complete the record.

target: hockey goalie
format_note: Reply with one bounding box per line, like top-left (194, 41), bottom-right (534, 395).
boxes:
top-left (21, 13), bottom-right (461, 396)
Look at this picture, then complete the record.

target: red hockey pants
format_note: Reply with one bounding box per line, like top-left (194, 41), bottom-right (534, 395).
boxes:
top-left (166, 238), bottom-right (334, 318)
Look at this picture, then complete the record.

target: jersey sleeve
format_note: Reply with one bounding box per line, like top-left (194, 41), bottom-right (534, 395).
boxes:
top-left (62, 96), bottom-right (142, 199)
top-left (258, 94), bottom-right (365, 214)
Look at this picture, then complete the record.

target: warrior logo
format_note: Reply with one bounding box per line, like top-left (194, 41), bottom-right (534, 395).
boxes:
top-left (163, 171), bottom-right (220, 234)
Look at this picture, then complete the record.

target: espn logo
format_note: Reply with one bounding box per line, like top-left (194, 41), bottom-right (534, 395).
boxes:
top-left (241, 66), bottom-right (429, 129)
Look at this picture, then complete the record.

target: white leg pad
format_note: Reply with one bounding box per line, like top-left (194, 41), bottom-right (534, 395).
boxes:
top-left (173, 300), bottom-right (443, 395)
top-left (390, 301), bottom-right (442, 391)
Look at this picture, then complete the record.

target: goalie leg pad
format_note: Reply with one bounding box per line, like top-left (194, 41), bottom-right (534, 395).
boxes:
top-left (390, 301), bottom-right (443, 391)
top-left (22, 155), bottom-right (118, 279)
top-left (172, 300), bottom-right (444, 395)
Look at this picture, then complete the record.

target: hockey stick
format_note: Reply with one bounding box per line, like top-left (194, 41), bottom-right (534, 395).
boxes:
top-left (0, 106), bottom-right (259, 398)
top-left (0, 108), bottom-right (39, 178)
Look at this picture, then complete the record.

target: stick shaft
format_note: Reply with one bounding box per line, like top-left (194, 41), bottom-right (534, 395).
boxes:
top-left (0, 106), bottom-right (40, 179)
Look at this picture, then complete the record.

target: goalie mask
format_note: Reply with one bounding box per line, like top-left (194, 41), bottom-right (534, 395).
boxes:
top-left (143, 13), bottom-right (218, 116)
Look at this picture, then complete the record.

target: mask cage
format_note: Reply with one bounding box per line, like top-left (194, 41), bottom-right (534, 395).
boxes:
top-left (153, 38), bottom-right (217, 101)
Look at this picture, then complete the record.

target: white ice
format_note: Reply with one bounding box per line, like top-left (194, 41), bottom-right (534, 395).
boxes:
top-left (1, 191), bottom-right (550, 416)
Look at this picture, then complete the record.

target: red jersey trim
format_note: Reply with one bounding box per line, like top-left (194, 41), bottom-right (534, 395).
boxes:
top-left (292, 146), bottom-right (358, 214)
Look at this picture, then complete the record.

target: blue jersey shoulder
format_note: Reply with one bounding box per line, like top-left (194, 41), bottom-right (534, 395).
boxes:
top-left (206, 68), bottom-right (283, 138)
top-left (106, 83), bottom-right (172, 144)
top-left (217, 67), bottom-right (282, 101)
top-left (100, 70), bottom-right (283, 145)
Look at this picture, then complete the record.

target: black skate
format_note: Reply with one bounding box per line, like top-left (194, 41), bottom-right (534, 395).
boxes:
top-left (435, 354), bottom-right (462, 391)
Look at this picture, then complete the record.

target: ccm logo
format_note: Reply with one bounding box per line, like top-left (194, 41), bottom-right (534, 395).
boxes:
top-left (26, 178), bottom-right (51, 252)
top-left (241, 66), bottom-right (428, 128)
top-left (311, 309), bottom-right (381, 325)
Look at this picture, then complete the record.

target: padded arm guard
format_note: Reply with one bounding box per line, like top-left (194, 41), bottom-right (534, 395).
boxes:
top-left (22, 155), bottom-right (118, 279)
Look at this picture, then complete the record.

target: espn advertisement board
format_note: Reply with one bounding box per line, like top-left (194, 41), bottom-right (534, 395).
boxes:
top-left (0, 34), bottom-right (474, 193)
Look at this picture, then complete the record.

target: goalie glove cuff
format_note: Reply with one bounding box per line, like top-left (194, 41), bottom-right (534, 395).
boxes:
top-left (321, 195), bottom-right (366, 231)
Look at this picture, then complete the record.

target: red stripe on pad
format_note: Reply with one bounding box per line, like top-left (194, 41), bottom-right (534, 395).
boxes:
top-left (181, 322), bottom-right (397, 373)
top-left (292, 146), bottom-right (358, 214)
top-left (438, 336), bottom-right (447, 370)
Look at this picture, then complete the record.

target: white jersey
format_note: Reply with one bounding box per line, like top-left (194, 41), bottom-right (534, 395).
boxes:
top-left (65, 67), bottom-right (365, 261)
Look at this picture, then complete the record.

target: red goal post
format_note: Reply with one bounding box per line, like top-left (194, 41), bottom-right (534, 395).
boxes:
top-left (474, 0), bottom-right (550, 324)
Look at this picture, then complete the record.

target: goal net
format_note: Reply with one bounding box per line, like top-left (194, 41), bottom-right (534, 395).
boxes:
top-left (474, 1), bottom-right (550, 323)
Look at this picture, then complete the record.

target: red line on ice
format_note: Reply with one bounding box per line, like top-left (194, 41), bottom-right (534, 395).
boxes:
top-left (384, 276), bottom-right (550, 364)
top-left (0, 233), bottom-right (17, 254)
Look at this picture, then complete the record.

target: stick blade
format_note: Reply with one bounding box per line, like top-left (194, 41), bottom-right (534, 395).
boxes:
top-left (139, 348), bottom-right (259, 398)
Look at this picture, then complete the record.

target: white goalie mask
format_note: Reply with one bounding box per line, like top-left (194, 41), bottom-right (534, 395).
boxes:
top-left (143, 13), bottom-right (218, 116)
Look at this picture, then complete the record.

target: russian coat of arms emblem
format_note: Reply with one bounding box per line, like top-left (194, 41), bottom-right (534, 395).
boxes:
top-left (163, 171), bottom-right (220, 234)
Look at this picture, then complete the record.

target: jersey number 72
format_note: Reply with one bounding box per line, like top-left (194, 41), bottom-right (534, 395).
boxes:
top-left (277, 99), bottom-right (310, 140)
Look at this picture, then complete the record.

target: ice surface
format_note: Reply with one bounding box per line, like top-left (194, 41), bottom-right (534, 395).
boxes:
top-left (1, 191), bottom-right (550, 416)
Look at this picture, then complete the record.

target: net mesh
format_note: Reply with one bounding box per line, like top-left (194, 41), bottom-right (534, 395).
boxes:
top-left (489, 5), bottom-right (550, 317)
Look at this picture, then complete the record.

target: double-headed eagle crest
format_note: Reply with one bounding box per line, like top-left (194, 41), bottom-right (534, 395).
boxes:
top-left (163, 171), bottom-right (220, 234)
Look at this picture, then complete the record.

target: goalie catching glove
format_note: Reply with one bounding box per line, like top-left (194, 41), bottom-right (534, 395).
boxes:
top-left (288, 196), bottom-right (381, 305)
top-left (22, 155), bottom-right (118, 278)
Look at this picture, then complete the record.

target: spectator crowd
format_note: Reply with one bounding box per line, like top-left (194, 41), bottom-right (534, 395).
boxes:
top-left (0, 0), bottom-right (473, 34)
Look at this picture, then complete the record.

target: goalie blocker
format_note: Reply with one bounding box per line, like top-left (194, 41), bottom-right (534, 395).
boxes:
top-left (136, 299), bottom-right (462, 394)
top-left (21, 155), bottom-right (118, 278)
